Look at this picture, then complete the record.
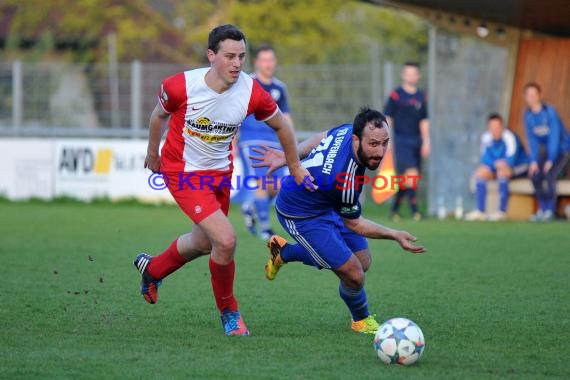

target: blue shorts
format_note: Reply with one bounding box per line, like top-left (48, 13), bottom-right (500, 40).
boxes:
top-left (276, 210), bottom-right (368, 269)
top-left (394, 143), bottom-right (421, 173)
top-left (238, 141), bottom-right (288, 178)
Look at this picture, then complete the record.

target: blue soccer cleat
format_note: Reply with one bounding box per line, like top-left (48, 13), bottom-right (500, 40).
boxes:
top-left (133, 253), bottom-right (162, 304)
top-left (220, 309), bottom-right (250, 336)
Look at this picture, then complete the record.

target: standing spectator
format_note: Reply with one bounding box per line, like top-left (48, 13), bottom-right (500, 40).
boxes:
top-left (384, 62), bottom-right (430, 221)
top-left (465, 113), bottom-right (528, 221)
top-left (523, 83), bottom-right (570, 222)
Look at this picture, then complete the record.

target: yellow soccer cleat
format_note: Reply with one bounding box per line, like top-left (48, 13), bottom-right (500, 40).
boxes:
top-left (266, 235), bottom-right (287, 280)
top-left (351, 315), bottom-right (380, 334)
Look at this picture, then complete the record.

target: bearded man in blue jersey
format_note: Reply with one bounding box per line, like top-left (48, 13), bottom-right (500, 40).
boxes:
top-left (250, 107), bottom-right (426, 334)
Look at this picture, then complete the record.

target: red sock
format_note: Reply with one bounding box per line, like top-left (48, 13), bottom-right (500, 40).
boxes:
top-left (147, 239), bottom-right (187, 279)
top-left (209, 257), bottom-right (238, 313)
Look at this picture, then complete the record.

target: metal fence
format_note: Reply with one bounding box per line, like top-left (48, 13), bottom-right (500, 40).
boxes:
top-left (0, 61), bottom-right (398, 139)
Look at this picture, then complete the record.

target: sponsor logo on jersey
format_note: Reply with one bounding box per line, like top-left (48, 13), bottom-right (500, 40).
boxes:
top-left (184, 116), bottom-right (239, 143)
top-left (533, 125), bottom-right (550, 137)
top-left (322, 128), bottom-right (349, 175)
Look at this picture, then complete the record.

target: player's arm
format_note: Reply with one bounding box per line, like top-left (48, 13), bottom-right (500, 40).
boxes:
top-left (343, 216), bottom-right (426, 254)
top-left (145, 103), bottom-right (170, 172)
top-left (420, 118), bottom-right (430, 158)
top-left (265, 111), bottom-right (317, 190)
top-left (249, 130), bottom-right (326, 174)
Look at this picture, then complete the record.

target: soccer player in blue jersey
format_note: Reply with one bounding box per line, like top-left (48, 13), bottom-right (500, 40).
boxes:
top-left (251, 107), bottom-right (426, 334)
top-left (465, 113), bottom-right (529, 221)
top-left (384, 62), bottom-right (430, 221)
top-left (523, 83), bottom-right (570, 222)
top-left (238, 45), bottom-right (293, 240)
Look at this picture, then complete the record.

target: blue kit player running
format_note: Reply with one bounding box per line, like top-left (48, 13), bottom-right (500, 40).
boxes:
top-left (523, 83), bottom-right (570, 222)
top-left (251, 107), bottom-right (426, 334)
top-left (238, 45), bottom-right (293, 240)
top-left (465, 113), bottom-right (529, 221)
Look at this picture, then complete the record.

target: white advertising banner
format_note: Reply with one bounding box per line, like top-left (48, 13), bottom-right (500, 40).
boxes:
top-left (0, 139), bottom-right (54, 200)
top-left (54, 139), bottom-right (174, 202)
top-left (0, 138), bottom-right (246, 202)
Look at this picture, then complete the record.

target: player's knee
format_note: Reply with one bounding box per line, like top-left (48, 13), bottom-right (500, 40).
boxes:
top-left (475, 165), bottom-right (492, 180)
top-left (215, 233), bottom-right (237, 256)
top-left (345, 269), bottom-right (365, 289)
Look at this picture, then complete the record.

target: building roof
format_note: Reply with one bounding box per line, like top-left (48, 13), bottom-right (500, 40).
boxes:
top-left (371, 0), bottom-right (570, 36)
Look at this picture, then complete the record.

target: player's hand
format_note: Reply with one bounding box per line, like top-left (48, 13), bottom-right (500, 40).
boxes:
top-left (145, 152), bottom-right (161, 172)
top-left (249, 146), bottom-right (286, 176)
top-left (393, 230), bottom-right (426, 254)
top-left (543, 160), bottom-right (553, 173)
top-left (290, 164), bottom-right (318, 192)
top-left (421, 142), bottom-right (431, 158)
top-left (528, 162), bottom-right (539, 177)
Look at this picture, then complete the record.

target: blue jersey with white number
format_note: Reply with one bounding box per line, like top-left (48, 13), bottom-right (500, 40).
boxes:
top-left (276, 124), bottom-right (365, 219)
top-left (239, 75), bottom-right (290, 143)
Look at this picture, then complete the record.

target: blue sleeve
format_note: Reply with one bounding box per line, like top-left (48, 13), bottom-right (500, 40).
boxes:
top-left (278, 86), bottom-right (290, 114)
top-left (334, 201), bottom-right (362, 219)
top-left (546, 107), bottom-right (562, 162)
top-left (524, 113), bottom-right (539, 162)
top-left (481, 148), bottom-right (494, 167)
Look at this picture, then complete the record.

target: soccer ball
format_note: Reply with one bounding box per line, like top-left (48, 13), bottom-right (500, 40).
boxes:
top-left (373, 317), bottom-right (425, 365)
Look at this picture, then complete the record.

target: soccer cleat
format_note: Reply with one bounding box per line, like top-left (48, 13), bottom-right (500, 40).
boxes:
top-left (220, 310), bottom-right (250, 336)
top-left (259, 228), bottom-right (276, 241)
top-left (412, 212), bottom-right (423, 221)
top-left (241, 204), bottom-right (257, 235)
top-left (487, 211), bottom-right (507, 222)
top-left (389, 212), bottom-right (402, 222)
top-left (266, 235), bottom-right (287, 280)
top-left (541, 210), bottom-right (554, 222)
top-left (464, 210), bottom-right (487, 221)
top-left (529, 209), bottom-right (544, 222)
top-left (352, 315), bottom-right (380, 334)
top-left (134, 253), bottom-right (162, 304)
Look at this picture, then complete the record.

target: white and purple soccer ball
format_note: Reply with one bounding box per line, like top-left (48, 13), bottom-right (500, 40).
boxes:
top-left (373, 317), bottom-right (425, 365)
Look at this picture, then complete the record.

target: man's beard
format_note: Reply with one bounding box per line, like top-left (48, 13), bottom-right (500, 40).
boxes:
top-left (357, 142), bottom-right (383, 170)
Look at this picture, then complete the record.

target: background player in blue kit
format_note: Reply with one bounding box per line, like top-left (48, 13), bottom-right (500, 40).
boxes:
top-left (384, 62), bottom-right (430, 221)
top-left (465, 113), bottom-right (529, 221)
top-left (523, 83), bottom-right (570, 222)
top-left (251, 107), bottom-right (426, 334)
top-left (238, 45), bottom-right (294, 240)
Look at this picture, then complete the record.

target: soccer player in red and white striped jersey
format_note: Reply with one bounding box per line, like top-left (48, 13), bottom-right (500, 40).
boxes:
top-left (134, 25), bottom-right (312, 336)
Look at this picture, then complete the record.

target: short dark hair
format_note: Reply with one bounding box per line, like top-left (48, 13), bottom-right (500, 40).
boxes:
top-left (208, 24), bottom-right (246, 54)
top-left (487, 113), bottom-right (504, 123)
top-left (524, 82), bottom-right (541, 93)
top-left (352, 107), bottom-right (388, 140)
top-left (254, 44), bottom-right (275, 59)
top-left (403, 61), bottom-right (420, 70)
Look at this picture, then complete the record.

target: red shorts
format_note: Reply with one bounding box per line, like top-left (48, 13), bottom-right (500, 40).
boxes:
top-left (165, 170), bottom-right (232, 224)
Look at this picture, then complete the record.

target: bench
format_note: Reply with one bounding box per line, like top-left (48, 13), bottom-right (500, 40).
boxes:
top-left (470, 178), bottom-right (570, 220)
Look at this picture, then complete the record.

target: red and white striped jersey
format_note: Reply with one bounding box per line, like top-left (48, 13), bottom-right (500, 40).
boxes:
top-left (158, 68), bottom-right (278, 172)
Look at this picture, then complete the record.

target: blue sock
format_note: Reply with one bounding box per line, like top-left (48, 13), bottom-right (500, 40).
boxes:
top-left (281, 243), bottom-right (316, 267)
top-left (498, 178), bottom-right (509, 212)
top-left (339, 282), bottom-right (369, 321)
top-left (476, 178), bottom-right (487, 212)
top-left (538, 197), bottom-right (546, 211)
top-left (408, 189), bottom-right (418, 214)
top-left (254, 195), bottom-right (271, 231)
top-left (546, 198), bottom-right (556, 213)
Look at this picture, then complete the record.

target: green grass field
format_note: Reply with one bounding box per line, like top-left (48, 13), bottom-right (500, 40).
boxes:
top-left (1, 200), bottom-right (569, 379)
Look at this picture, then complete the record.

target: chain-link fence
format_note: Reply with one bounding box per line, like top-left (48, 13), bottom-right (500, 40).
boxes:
top-left (0, 61), bottom-right (398, 138)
